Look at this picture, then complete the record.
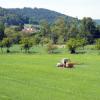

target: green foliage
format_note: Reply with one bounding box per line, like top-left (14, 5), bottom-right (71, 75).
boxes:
top-left (67, 38), bottom-right (87, 54)
top-left (0, 41), bottom-right (3, 47)
top-left (80, 17), bottom-right (96, 43)
top-left (1, 7), bottom-right (100, 48)
top-left (20, 38), bottom-right (33, 53)
top-left (14, 24), bottom-right (24, 31)
top-left (68, 23), bottom-right (78, 38)
top-left (2, 38), bottom-right (12, 53)
top-left (5, 27), bottom-right (21, 44)
top-left (40, 20), bottom-right (51, 37)
top-left (57, 36), bottom-right (64, 44)
top-left (29, 17), bottom-right (39, 25)
top-left (51, 17), bottom-right (67, 44)
top-left (95, 39), bottom-right (100, 50)
top-left (0, 41), bottom-right (3, 52)
top-left (41, 38), bottom-right (51, 45)
top-left (33, 35), bottom-right (41, 45)
top-left (0, 7), bottom-right (73, 25)
top-left (67, 38), bottom-right (78, 54)
top-left (0, 22), bottom-right (5, 40)
top-left (46, 43), bottom-right (57, 53)
top-left (2, 38), bottom-right (12, 48)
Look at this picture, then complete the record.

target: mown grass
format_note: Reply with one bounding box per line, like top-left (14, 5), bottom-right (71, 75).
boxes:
top-left (0, 46), bottom-right (100, 100)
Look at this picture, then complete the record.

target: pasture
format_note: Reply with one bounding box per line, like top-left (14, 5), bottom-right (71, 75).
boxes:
top-left (0, 46), bottom-right (100, 100)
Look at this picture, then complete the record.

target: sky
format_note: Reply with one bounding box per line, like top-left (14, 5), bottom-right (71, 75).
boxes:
top-left (0, 0), bottom-right (99, 19)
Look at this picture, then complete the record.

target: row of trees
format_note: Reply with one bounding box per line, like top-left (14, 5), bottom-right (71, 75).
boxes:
top-left (0, 17), bottom-right (100, 54)
top-left (0, 37), bottom-right (100, 54)
top-left (0, 37), bottom-right (57, 53)
top-left (40, 17), bottom-right (100, 44)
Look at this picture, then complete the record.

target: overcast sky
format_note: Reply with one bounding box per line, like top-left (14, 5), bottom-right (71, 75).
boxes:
top-left (0, 0), bottom-right (99, 19)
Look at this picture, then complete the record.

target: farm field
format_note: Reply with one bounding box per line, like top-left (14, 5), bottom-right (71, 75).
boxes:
top-left (0, 53), bottom-right (100, 100)
top-left (0, 1), bottom-right (100, 100)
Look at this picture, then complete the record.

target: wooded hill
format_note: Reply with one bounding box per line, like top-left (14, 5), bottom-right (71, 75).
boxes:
top-left (0, 7), bottom-right (74, 25)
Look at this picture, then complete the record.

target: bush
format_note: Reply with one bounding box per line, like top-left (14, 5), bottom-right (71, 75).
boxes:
top-left (46, 43), bottom-right (57, 54)
top-left (95, 39), bottom-right (100, 50)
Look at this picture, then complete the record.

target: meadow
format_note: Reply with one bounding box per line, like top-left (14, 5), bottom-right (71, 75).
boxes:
top-left (0, 46), bottom-right (100, 100)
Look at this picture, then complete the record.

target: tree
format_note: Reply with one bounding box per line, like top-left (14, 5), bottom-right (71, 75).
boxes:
top-left (33, 35), bottom-right (41, 45)
top-left (95, 39), bottom-right (100, 50)
top-left (67, 38), bottom-right (87, 54)
top-left (5, 14), bottom-right (24, 25)
top-left (0, 40), bottom-right (3, 53)
top-left (5, 27), bottom-right (21, 44)
top-left (2, 38), bottom-right (12, 53)
top-left (79, 38), bottom-right (87, 49)
top-left (40, 37), bottom-right (51, 46)
top-left (40, 20), bottom-right (51, 37)
top-left (29, 17), bottom-right (39, 25)
top-left (0, 22), bottom-right (5, 40)
top-left (80, 17), bottom-right (96, 43)
top-left (14, 24), bottom-right (24, 31)
top-left (57, 36), bottom-right (64, 44)
top-left (95, 25), bottom-right (100, 39)
top-left (50, 31), bottom-right (58, 44)
top-left (67, 18), bottom-right (79, 39)
top-left (51, 17), bottom-right (67, 44)
top-left (20, 38), bottom-right (33, 53)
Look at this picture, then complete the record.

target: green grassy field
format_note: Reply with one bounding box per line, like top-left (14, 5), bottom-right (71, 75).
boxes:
top-left (0, 52), bottom-right (100, 100)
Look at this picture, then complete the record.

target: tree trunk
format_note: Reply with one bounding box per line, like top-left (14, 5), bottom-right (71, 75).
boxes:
top-left (7, 48), bottom-right (10, 53)
top-left (25, 49), bottom-right (27, 53)
top-left (70, 49), bottom-right (76, 54)
top-left (1, 47), bottom-right (3, 53)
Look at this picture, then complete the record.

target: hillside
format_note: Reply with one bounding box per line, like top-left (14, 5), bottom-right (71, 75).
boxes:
top-left (94, 19), bottom-right (100, 25)
top-left (0, 7), bottom-right (74, 25)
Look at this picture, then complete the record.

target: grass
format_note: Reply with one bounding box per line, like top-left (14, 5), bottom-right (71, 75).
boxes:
top-left (0, 46), bottom-right (100, 100)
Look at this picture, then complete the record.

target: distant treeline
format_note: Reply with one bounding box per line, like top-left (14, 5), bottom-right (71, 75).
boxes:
top-left (0, 7), bottom-right (100, 54)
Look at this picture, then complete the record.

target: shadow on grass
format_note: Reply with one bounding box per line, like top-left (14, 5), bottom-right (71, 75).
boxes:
top-left (0, 50), bottom-right (40, 55)
top-left (76, 51), bottom-right (86, 54)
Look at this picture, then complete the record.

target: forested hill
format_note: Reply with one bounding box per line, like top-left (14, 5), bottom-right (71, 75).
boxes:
top-left (0, 7), bottom-right (74, 25)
